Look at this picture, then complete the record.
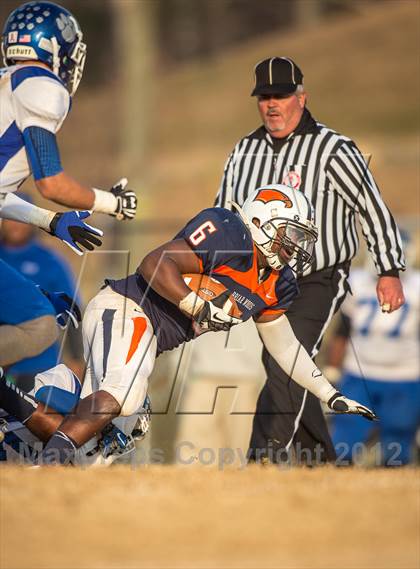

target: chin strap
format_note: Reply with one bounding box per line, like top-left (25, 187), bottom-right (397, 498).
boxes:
top-left (50, 37), bottom-right (60, 78)
top-left (231, 200), bottom-right (249, 224)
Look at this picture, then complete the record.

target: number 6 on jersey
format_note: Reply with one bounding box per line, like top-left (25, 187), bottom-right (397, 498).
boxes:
top-left (189, 221), bottom-right (217, 245)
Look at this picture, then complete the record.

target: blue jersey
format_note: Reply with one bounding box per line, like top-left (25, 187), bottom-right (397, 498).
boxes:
top-left (107, 208), bottom-right (298, 354)
top-left (0, 239), bottom-right (77, 298)
top-left (0, 239), bottom-right (77, 374)
top-left (0, 258), bottom-right (54, 324)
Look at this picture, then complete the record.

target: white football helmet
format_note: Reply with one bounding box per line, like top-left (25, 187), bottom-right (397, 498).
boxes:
top-left (233, 184), bottom-right (318, 273)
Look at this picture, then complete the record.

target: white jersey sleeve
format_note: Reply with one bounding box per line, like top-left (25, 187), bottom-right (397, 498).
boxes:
top-left (0, 65), bottom-right (70, 193)
top-left (13, 75), bottom-right (70, 133)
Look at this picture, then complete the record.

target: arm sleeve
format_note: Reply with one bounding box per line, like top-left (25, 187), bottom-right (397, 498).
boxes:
top-left (0, 192), bottom-right (54, 230)
top-left (257, 314), bottom-right (337, 403)
top-left (22, 126), bottom-right (63, 180)
top-left (327, 140), bottom-right (405, 275)
top-left (13, 76), bottom-right (70, 133)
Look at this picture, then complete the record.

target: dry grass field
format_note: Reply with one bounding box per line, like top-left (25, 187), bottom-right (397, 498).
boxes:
top-left (1, 466), bottom-right (419, 569)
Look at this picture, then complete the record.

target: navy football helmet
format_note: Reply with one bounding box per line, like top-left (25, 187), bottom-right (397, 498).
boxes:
top-left (1, 1), bottom-right (86, 96)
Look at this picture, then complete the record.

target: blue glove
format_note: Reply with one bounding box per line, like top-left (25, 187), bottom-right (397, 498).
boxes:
top-left (41, 290), bottom-right (82, 329)
top-left (49, 211), bottom-right (103, 255)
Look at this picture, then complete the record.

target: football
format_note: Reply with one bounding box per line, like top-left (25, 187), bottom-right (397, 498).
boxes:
top-left (183, 273), bottom-right (242, 319)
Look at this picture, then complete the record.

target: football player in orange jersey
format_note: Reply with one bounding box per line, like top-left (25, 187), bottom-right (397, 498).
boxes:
top-left (0, 185), bottom-right (377, 465)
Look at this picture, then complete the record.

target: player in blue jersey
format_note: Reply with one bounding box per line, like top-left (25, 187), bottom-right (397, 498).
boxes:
top-left (0, 258), bottom-right (57, 368)
top-left (0, 257), bottom-right (80, 368)
top-left (326, 233), bottom-right (420, 466)
top-left (0, 202), bottom-right (84, 379)
top-left (0, 1), bottom-right (137, 255)
top-left (0, 185), bottom-right (377, 465)
top-left (0, 2), bottom-right (138, 367)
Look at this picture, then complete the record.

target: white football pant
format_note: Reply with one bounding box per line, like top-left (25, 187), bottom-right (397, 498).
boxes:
top-left (81, 287), bottom-right (157, 417)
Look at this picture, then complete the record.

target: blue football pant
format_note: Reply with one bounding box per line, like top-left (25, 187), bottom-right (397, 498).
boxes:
top-left (331, 373), bottom-right (420, 465)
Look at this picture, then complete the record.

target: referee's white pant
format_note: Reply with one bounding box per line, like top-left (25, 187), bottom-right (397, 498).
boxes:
top-left (81, 287), bottom-right (157, 417)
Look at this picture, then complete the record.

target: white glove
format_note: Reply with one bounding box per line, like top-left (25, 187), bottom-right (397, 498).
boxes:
top-left (327, 392), bottom-right (378, 421)
top-left (180, 290), bottom-right (242, 332)
top-left (93, 178), bottom-right (137, 220)
top-left (109, 178), bottom-right (137, 220)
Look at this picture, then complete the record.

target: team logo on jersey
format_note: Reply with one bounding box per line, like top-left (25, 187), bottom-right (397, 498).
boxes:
top-left (8, 32), bottom-right (18, 43)
top-left (282, 170), bottom-right (301, 190)
top-left (255, 189), bottom-right (292, 208)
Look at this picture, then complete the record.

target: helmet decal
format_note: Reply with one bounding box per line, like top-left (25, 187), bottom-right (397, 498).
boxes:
top-left (56, 13), bottom-right (76, 43)
top-left (237, 184), bottom-right (318, 274)
top-left (255, 188), bottom-right (292, 208)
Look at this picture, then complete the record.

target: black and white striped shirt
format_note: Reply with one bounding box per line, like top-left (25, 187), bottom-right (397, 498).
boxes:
top-left (215, 109), bottom-right (405, 276)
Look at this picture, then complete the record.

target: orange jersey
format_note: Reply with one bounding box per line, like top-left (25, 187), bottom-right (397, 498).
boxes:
top-left (177, 207), bottom-right (298, 321)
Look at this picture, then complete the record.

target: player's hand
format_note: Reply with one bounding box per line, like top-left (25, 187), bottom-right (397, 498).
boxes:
top-left (377, 276), bottom-right (405, 313)
top-left (327, 392), bottom-right (378, 421)
top-left (41, 290), bottom-right (82, 330)
top-left (49, 211), bottom-right (103, 256)
top-left (194, 290), bottom-right (242, 332)
top-left (109, 178), bottom-right (137, 220)
top-left (98, 423), bottom-right (135, 462)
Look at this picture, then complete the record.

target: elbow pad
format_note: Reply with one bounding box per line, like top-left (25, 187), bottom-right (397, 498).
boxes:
top-left (257, 315), bottom-right (337, 403)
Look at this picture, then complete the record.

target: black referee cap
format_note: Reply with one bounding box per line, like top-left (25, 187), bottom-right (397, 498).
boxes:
top-left (251, 57), bottom-right (303, 96)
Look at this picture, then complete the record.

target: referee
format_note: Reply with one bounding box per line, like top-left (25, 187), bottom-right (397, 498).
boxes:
top-left (214, 57), bottom-right (406, 465)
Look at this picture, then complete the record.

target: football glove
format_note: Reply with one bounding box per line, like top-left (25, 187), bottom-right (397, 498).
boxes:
top-left (194, 290), bottom-right (242, 332)
top-left (109, 178), bottom-right (137, 220)
top-left (49, 211), bottom-right (103, 256)
top-left (40, 290), bottom-right (82, 330)
top-left (132, 394), bottom-right (152, 441)
top-left (327, 392), bottom-right (378, 421)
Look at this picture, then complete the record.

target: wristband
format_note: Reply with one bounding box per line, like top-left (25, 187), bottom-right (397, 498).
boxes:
top-left (92, 188), bottom-right (118, 214)
top-left (178, 291), bottom-right (205, 317)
